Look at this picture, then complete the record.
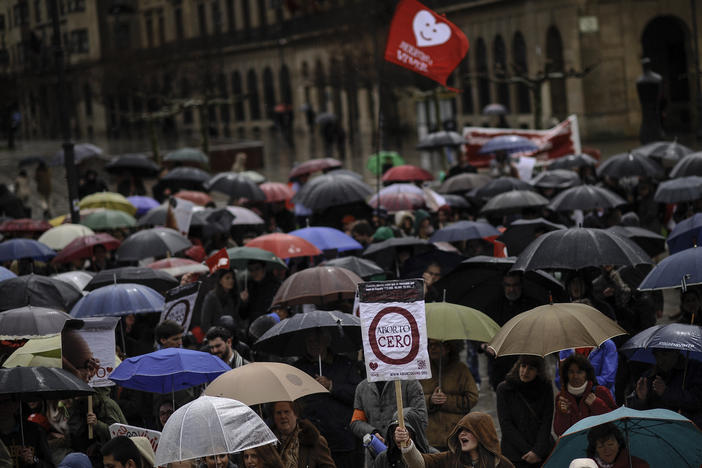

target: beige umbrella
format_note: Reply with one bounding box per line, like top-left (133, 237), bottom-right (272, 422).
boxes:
top-left (203, 362), bottom-right (328, 406)
top-left (271, 266), bottom-right (362, 307)
top-left (487, 302), bottom-right (627, 357)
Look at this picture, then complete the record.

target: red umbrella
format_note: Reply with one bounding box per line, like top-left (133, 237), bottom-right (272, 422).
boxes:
top-left (0, 218), bottom-right (51, 233)
top-left (184, 244), bottom-right (206, 262)
top-left (289, 158), bottom-right (342, 180)
top-left (382, 165), bottom-right (434, 182)
top-left (245, 233), bottom-right (322, 259)
top-left (260, 182), bottom-right (295, 203)
top-left (368, 192), bottom-right (426, 213)
top-left (51, 233), bottom-right (121, 264)
top-left (174, 190), bottom-right (213, 206)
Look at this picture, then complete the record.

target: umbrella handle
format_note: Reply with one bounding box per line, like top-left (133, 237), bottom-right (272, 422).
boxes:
top-left (88, 396), bottom-right (93, 440)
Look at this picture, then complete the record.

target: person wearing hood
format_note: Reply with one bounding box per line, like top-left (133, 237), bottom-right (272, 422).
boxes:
top-left (374, 409), bottom-right (436, 468)
top-left (496, 356), bottom-right (554, 467)
top-left (394, 412), bottom-right (514, 468)
top-left (413, 210), bottom-right (433, 240)
top-left (394, 211), bottom-right (415, 237)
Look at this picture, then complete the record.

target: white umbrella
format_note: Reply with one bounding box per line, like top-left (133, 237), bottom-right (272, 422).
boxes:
top-left (226, 206), bottom-right (265, 225)
top-left (38, 224), bottom-right (95, 250)
top-left (52, 271), bottom-right (94, 294)
top-left (154, 396), bottom-right (277, 466)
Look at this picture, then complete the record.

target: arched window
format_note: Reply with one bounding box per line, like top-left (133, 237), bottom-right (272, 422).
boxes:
top-left (512, 32), bottom-right (531, 113)
top-left (231, 71), bottom-right (244, 121)
top-left (280, 64), bottom-right (292, 105)
top-left (493, 35), bottom-right (509, 110)
top-left (247, 69), bottom-right (261, 120)
top-left (459, 55), bottom-right (473, 115)
top-left (546, 26), bottom-right (567, 118)
top-left (263, 67), bottom-right (276, 118)
top-left (475, 38), bottom-right (490, 109)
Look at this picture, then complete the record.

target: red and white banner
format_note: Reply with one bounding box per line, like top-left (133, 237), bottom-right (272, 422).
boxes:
top-left (384, 0), bottom-right (469, 88)
top-left (109, 423), bottom-right (161, 452)
top-left (358, 279), bottom-right (431, 382)
top-left (463, 114), bottom-right (582, 168)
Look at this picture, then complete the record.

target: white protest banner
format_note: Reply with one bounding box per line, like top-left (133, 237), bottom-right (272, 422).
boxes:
top-left (160, 282), bottom-right (200, 333)
top-left (358, 279), bottom-right (431, 382)
top-left (109, 423), bottom-right (161, 452)
top-left (173, 198), bottom-right (195, 235)
top-left (61, 317), bottom-right (119, 387)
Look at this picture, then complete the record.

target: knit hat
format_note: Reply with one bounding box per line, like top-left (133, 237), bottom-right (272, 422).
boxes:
top-left (373, 226), bottom-right (395, 241)
top-left (58, 453), bottom-right (92, 468)
top-left (129, 436), bottom-right (156, 467)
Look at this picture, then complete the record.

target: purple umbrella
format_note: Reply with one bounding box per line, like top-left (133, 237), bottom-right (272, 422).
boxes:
top-left (127, 196), bottom-right (160, 217)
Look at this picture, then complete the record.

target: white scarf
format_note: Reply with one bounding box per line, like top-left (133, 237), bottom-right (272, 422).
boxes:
top-left (567, 381), bottom-right (588, 396)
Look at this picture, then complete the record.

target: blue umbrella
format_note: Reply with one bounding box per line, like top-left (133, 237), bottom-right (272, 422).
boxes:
top-left (478, 135), bottom-right (539, 155)
top-left (70, 283), bottom-right (164, 318)
top-left (127, 196), bottom-right (160, 217)
top-left (667, 213), bottom-right (702, 254)
top-left (543, 407), bottom-right (702, 468)
top-left (429, 220), bottom-right (500, 243)
top-left (619, 323), bottom-right (702, 364)
top-left (638, 246), bottom-right (702, 291)
top-left (289, 227), bottom-right (362, 252)
top-left (109, 348), bottom-right (230, 393)
top-left (0, 239), bottom-right (55, 262)
top-left (0, 266), bottom-right (17, 281)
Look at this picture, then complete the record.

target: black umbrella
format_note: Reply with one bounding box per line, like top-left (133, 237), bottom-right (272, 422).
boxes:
top-left (52, 143), bottom-right (105, 165)
top-left (159, 166), bottom-right (211, 192)
top-left (482, 103), bottom-right (508, 116)
top-left (416, 131), bottom-right (466, 150)
top-left (105, 154), bottom-right (160, 176)
top-left (323, 256), bottom-right (384, 279)
top-left (670, 152), bottom-right (702, 178)
top-left (547, 153), bottom-right (598, 170)
top-left (606, 226), bottom-right (666, 258)
top-left (138, 205), bottom-right (168, 226)
top-left (469, 177), bottom-right (533, 200)
top-left (0, 274), bottom-right (82, 312)
top-left (654, 176), bottom-right (702, 203)
top-left (204, 172), bottom-right (266, 201)
top-left (315, 112), bottom-right (337, 126)
top-left (635, 140), bottom-right (693, 165)
top-left (512, 227), bottom-right (654, 272)
top-left (547, 185), bottom-right (627, 212)
top-left (292, 174), bottom-right (372, 211)
top-left (116, 227), bottom-right (192, 262)
top-left (0, 366), bottom-right (94, 400)
top-left (497, 218), bottom-right (566, 256)
top-left (84, 266), bottom-right (178, 294)
top-left (362, 237), bottom-right (435, 274)
top-left (442, 194), bottom-right (471, 209)
top-left (438, 173), bottom-right (491, 194)
top-left (190, 208), bottom-right (236, 238)
top-left (480, 190), bottom-right (549, 215)
top-left (434, 256), bottom-right (566, 313)
top-left (596, 152), bottom-right (664, 179)
top-left (530, 169), bottom-right (581, 189)
top-left (0, 306), bottom-right (72, 339)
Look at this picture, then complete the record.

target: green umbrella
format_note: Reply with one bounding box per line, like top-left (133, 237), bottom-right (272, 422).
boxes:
top-left (227, 246), bottom-right (287, 270)
top-left (425, 302), bottom-right (500, 342)
top-left (164, 147), bottom-right (209, 165)
top-left (81, 209), bottom-right (137, 230)
top-left (367, 151), bottom-right (405, 175)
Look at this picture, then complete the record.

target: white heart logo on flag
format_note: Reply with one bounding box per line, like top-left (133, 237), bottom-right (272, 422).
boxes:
top-left (412, 10), bottom-right (451, 47)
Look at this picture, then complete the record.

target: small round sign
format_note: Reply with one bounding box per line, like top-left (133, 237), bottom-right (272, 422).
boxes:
top-left (367, 306), bottom-right (420, 365)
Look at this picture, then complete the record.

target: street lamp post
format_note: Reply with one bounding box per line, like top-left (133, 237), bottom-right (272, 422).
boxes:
top-left (691, 0), bottom-right (702, 140)
top-left (50, 0), bottom-right (80, 223)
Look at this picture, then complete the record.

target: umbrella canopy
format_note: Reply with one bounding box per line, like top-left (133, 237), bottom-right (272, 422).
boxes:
top-left (596, 152), bottom-right (664, 179)
top-left (548, 153), bottom-right (598, 170)
top-left (547, 185), bottom-right (626, 212)
top-left (127, 196), bottom-right (160, 217)
top-left (606, 225), bottom-right (666, 258)
top-left (105, 154), bottom-right (160, 176)
top-left (378, 183), bottom-right (424, 196)
top-left (362, 237), bottom-right (435, 272)
top-left (368, 191), bottom-right (426, 213)
top-left (164, 147), bottom-right (209, 165)
top-left (205, 172), bottom-right (266, 201)
top-left (80, 209), bottom-right (137, 230)
top-left (367, 151), bottom-right (405, 175)
top-left (482, 103), bottom-right (508, 115)
top-left (530, 169), bottom-right (581, 189)
top-left (0, 266), bottom-right (17, 281)
top-left (322, 257), bottom-right (384, 279)
top-left (0, 238), bottom-right (55, 262)
top-left (487, 302), bottom-right (627, 357)
top-left (512, 227), bottom-right (653, 271)
top-left (635, 140), bottom-right (693, 165)
top-left (137, 204), bottom-right (171, 226)
top-left (289, 227), bottom-right (362, 252)
top-left (226, 206), bottom-right (265, 225)
top-left (254, 309), bottom-right (361, 355)
top-left (543, 407), bottom-right (702, 468)
top-left (382, 165), bottom-right (434, 183)
top-left (2, 335), bottom-right (62, 368)
top-left (0, 306), bottom-right (72, 339)
top-left (638, 246), bottom-right (702, 291)
top-left (620, 323), bottom-right (702, 364)
top-left (670, 151), bottom-right (702, 178)
top-left (147, 257), bottom-right (209, 277)
top-left (0, 274), bottom-right (81, 312)
top-left (38, 224), bottom-right (95, 250)
top-left (110, 348), bottom-right (229, 393)
top-left (667, 213), bottom-right (702, 254)
top-left (292, 173), bottom-right (373, 211)
top-left (497, 218), bottom-right (566, 256)
top-left (227, 246), bottom-right (287, 270)
top-left (425, 302), bottom-right (500, 342)
top-left (174, 190), bottom-right (213, 207)
top-left (51, 233), bottom-right (121, 264)
top-left (51, 271), bottom-right (94, 292)
top-left (71, 283), bottom-right (165, 318)
top-left (417, 131), bottom-right (466, 150)
top-left (271, 266), bottom-right (362, 307)
top-left (52, 143), bottom-right (104, 166)
top-left (84, 266), bottom-right (178, 293)
top-left (478, 135), bottom-right (538, 155)
top-left (116, 227), bottom-right (192, 262)
top-left (204, 362), bottom-right (328, 405)
top-left (0, 218), bottom-right (51, 233)
top-left (438, 173), bottom-right (492, 194)
top-left (480, 190), bottom-right (549, 215)
top-left (155, 396), bottom-right (277, 467)
top-left (289, 158), bottom-right (342, 179)
top-left (79, 192), bottom-right (137, 216)
top-left (160, 166), bottom-right (211, 191)
top-left (469, 177), bottom-right (534, 200)
top-left (441, 194), bottom-right (471, 209)
top-left (260, 182), bottom-right (295, 203)
top-left (429, 220), bottom-right (500, 243)
top-left (655, 176), bottom-right (702, 203)
top-left (0, 366), bottom-right (94, 400)
top-left (245, 233), bottom-right (322, 259)
top-left (239, 170), bottom-right (266, 184)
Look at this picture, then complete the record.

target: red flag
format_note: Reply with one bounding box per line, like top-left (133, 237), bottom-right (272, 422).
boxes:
top-left (384, 0), bottom-right (469, 89)
top-left (205, 248), bottom-right (230, 274)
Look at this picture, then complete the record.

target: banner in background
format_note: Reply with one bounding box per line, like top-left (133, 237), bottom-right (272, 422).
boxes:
top-left (160, 282), bottom-right (200, 333)
top-left (109, 423), bottom-right (161, 452)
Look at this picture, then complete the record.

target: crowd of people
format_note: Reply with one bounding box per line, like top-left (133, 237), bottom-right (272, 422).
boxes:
top-left (1, 146), bottom-right (702, 468)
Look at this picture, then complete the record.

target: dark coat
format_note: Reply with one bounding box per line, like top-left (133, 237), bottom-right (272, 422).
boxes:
top-left (200, 287), bottom-right (241, 332)
top-left (240, 273), bottom-right (281, 321)
top-left (277, 419), bottom-right (336, 468)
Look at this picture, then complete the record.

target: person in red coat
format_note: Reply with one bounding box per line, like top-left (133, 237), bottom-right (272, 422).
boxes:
top-left (554, 354), bottom-right (617, 436)
top-left (586, 423), bottom-right (650, 467)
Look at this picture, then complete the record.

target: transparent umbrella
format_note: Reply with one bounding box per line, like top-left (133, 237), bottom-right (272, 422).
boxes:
top-left (154, 396), bottom-right (277, 466)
